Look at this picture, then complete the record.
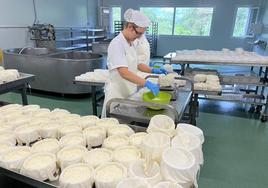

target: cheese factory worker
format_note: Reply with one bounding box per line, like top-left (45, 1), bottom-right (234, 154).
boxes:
top-left (102, 9), bottom-right (167, 117)
top-left (134, 34), bottom-right (150, 66)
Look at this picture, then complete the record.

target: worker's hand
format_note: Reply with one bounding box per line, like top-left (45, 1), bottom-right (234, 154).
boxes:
top-left (152, 68), bottom-right (168, 75)
top-left (145, 81), bottom-right (160, 96)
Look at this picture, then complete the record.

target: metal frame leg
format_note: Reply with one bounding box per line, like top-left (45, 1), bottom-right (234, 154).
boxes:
top-left (91, 86), bottom-right (98, 116)
top-left (20, 84), bottom-right (28, 105)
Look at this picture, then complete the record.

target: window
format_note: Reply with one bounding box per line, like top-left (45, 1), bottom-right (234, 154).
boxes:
top-left (233, 7), bottom-right (259, 37)
top-left (174, 7), bottom-right (214, 36)
top-left (140, 7), bottom-right (174, 35)
top-left (111, 7), bottom-right (121, 33)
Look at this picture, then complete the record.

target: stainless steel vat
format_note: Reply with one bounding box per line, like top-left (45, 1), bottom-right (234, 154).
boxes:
top-left (3, 48), bottom-right (105, 94)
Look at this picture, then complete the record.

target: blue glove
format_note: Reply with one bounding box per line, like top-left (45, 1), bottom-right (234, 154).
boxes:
top-left (145, 81), bottom-right (159, 96)
top-left (152, 68), bottom-right (168, 75)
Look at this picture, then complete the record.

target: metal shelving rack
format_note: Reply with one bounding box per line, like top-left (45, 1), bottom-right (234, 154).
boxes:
top-left (55, 27), bottom-right (106, 51)
top-left (113, 21), bottom-right (158, 57)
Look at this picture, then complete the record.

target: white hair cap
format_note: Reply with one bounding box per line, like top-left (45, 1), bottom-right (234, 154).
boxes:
top-left (124, 9), bottom-right (151, 28)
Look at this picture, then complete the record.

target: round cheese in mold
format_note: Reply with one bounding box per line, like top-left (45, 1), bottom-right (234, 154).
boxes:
top-left (83, 126), bottom-right (106, 147)
top-left (117, 177), bottom-right (151, 188)
top-left (32, 139), bottom-right (61, 154)
top-left (102, 135), bottom-right (129, 150)
top-left (32, 108), bottom-right (51, 118)
top-left (147, 115), bottom-right (176, 138)
top-left (129, 132), bottom-right (148, 147)
top-left (39, 123), bottom-right (63, 139)
top-left (57, 145), bottom-right (88, 170)
top-left (59, 125), bottom-right (82, 137)
top-left (0, 104), bottom-right (22, 111)
top-left (0, 146), bottom-right (32, 171)
top-left (14, 125), bottom-right (40, 145)
top-left (95, 162), bottom-right (127, 188)
top-left (21, 105), bottom-right (40, 115)
top-left (0, 131), bottom-right (16, 146)
top-left (59, 163), bottom-right (94, 188)
top-left (60, 133), bottom-right (86, 148)
top-left (112, 146), bottom-right (141, 167)
top-left (9, 116), bottom-right (31, 129)
top-left (107, 124), bottom-right (135, 137)
top-left (29, 117), bottom-right (51, 127)
top-left (21, 152), bottom-right (57, 181)
top-left (0, 142), bottom-right (14, 159)
top-left (96, 118), bottom-right (119, 130)
top-left (80, 115), bottom-right (100, 129)
top-left (51, 108), bottom-right (70, 114)
top-left (0, 124), bottom-right (14, 132)
top-left (83, 148), bottom-right (112, 168)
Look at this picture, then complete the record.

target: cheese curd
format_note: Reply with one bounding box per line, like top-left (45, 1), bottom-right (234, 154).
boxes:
top-left (21, 152), bottom-right (57, 181)
top-left (21, 105), bottom-right (40, 115)
top-left (158, 73), bottom-right (177, 87)
top-left (14, 125), bottom-right (40, 145)
top-left (0, 146), bottom-right (32, 171)
top-left (83, 148), bottom-right (113, 168)
top-left (107, 124), bottom-right (135, 137)
top-left (57, 145), bottom-right (88, 170)
top-left (32, 108), bottom-right (51, 118)
top-left (32, 139), bottom-right (61, 154)
top-left (0, 124), bottom-right (13, 132)
top-left (39, 123), bottom-right (63, 139)
top-left (83, 126), bottom-right (106, 147)
top-left (0, 131), bottom-right (16, 146)
top-left (0, 142), bottom-right (14, 159)
top-left (80, 115), bottom-right (100, 129)
top-left (95, 162), bottom-right (127, 188)
top-left (194, 74), bottom-right (207, 82)
top-left (59, 125), bottom-right (82, 137)
top-left (0, 104), bottom-right (22, 111)
top-left (60, 133), bottom-right (86, 148)
top-left (112, 146), bottom-right (141, 167)
top-left (129, 132), bottom-right (147, 147)
top-left (96, 118), bottom-right (119, 130)
top-left (102, 135), bottom-right (129, 150)
top-left (59, 163), bottom-right (94, 188)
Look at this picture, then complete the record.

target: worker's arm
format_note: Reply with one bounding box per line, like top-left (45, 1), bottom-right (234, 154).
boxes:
top-left (137, 63), bottom-right (152, 73)
top-left (117, 67), bottom-right (146, 86)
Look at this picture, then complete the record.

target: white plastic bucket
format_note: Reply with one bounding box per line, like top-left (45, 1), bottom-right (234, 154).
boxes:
top-left (161, 148), bottom-right (198, 188)
top-left (141, 132), bottom-right (170, 163)
top-left (176, 124), bottom-right (204, 144)
top-left (172, 133), bottom-right (203, 165)
top-left (129, 159), bottom-right (162, 186)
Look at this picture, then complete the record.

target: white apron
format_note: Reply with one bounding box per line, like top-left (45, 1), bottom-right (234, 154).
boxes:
top-left (101, 45), bottom-right (138, 118)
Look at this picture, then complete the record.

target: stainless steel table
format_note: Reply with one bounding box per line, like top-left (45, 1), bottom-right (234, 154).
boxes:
top-left (0, 167), bottom-right (57, 188)
top-left (0, 73), bottom-right (35, 105)
top-left (74, 80), bottom-right (104, 116)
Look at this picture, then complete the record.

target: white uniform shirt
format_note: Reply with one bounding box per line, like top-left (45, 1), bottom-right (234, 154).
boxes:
top-left (107, 32), bottom-right (134, 70)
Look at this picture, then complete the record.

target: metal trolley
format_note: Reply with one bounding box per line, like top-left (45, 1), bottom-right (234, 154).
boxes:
top-left (106, 76), bottom-right (197, 125)
top-left (163, 52), bottom-right (268, 122)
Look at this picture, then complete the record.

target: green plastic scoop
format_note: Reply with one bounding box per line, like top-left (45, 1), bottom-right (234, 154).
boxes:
top-left (142, 91), bottom-right (172, 110)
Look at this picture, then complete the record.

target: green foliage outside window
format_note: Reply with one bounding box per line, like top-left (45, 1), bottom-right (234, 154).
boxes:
top-left (140, 7), bottom-right (174, 35)
top-left (233, 8), bottom-right (250, 37)
top-left (174, 8), bottom-right (213, 36)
